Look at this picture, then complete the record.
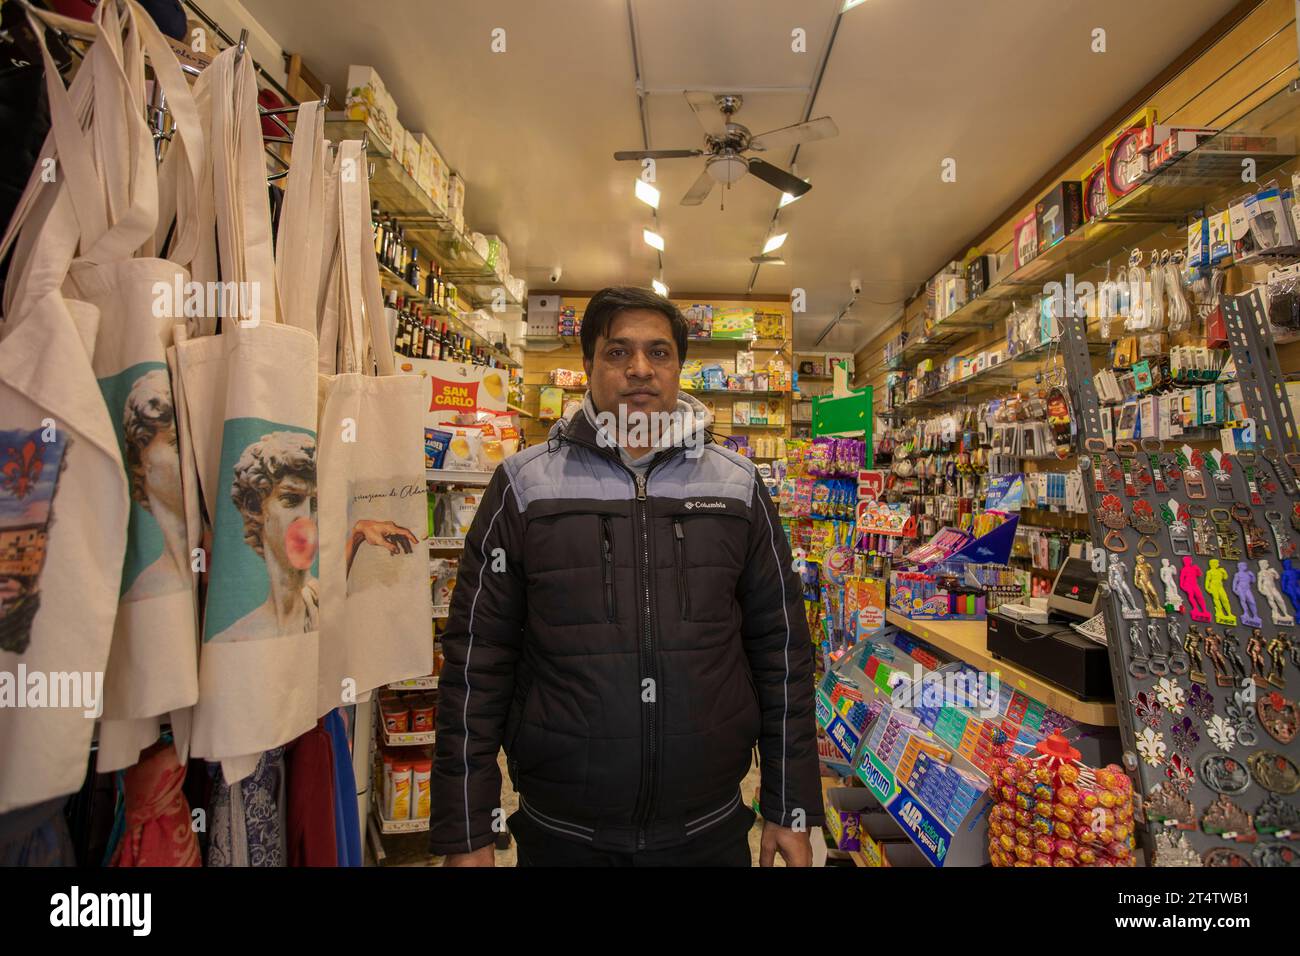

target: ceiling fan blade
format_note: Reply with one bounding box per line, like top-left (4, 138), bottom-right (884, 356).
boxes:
top-left (747, 158), bottom-right (812, 197)
top-left (613, 148), bottom-right (703, 161)
top-left (680, 168), bottom-right (716, 206)
top-left (684, 90), bottom-right (727, 138)
top-left (749, 116), bottom-right (839, 152)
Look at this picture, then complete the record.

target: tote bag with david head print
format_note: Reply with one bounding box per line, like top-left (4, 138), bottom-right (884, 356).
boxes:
top-left (314, 138), bottom-right (431, 718)
top-left (181, 47), bottom-right (319, 784)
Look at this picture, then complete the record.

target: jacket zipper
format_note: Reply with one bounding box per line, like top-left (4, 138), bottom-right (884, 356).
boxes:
top-left (673, 519), bottom-right (689, 620)
top-left (634, 471), bottom-right (656, 850)
top-left (601, 516), bottom-right (615, 622)
top-left (558, 429), bottom-right (685, 851)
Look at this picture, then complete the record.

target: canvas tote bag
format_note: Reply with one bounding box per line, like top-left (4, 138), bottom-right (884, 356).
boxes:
top-left (51, 0), bottom-right (206, 773)
top-left (314, 138), bottom-right (431, 717)
top-left (184, 46), bottom-right (320, 783)
top-left (0, 7), bottom-right (129, 812)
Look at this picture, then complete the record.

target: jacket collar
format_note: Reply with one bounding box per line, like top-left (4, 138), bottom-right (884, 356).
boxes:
top-left (550, 391), bottom-right (714, 459)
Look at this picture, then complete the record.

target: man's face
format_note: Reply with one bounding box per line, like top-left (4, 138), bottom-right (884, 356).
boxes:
top-left (584, 309), bottom-right (680, 418)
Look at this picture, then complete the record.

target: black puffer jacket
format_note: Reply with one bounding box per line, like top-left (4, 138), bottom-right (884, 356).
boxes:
top-left (429, 398), bottom-right (823, 854)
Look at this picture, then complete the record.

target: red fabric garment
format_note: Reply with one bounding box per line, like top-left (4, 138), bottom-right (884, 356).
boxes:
top-left (285, 718), bottom-right (338, 867)
top-left (110, 740), bottom-right (201, 867)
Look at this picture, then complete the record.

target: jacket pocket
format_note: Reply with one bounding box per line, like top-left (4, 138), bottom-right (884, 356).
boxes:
top-left (673, 518), bottom-right (689, 620)
top-left (506, 676), bottom-right (536, 753)
top-left (600, 515), bottom-right (616, 623)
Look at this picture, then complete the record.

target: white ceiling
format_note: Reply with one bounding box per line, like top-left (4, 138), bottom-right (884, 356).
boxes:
top-left (241, 0), bottom-right (1244, 350)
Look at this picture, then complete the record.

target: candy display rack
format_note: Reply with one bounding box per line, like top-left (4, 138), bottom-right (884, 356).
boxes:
top-left (1061, 299), bottom-right (1300, 867)
top-left (816, 645), bottom-right (995, 867)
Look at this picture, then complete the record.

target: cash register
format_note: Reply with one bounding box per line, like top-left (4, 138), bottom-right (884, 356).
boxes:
top-left (986, 557), bottom-right (1114, 701)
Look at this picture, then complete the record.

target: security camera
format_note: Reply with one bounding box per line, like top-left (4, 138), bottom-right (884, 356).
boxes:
top-left (549, 267), bottom-right (562, 284)
top-left (850, 277), bottom-right (863, 296)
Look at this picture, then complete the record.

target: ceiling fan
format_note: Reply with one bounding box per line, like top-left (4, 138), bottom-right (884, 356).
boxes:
top-left (613, 92), bottom-right (838, 206)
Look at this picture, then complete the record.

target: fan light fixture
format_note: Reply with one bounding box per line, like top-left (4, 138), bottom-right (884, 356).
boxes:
top-left (652, 278), bottom-right (669, 297)
top-left (643, 229), bottom-right (665, 251)
top-left (635, 179), bottom-right (660, 209)
top-left (763, 232), bottom-right (788, 254)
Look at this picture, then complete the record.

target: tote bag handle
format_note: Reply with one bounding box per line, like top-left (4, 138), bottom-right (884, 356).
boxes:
top-left (336, 139), bottom-right (394, 376)
top-left (273, 100), bottom-right (326, 334)
top-left (209, 46), bottom-right (280, 331)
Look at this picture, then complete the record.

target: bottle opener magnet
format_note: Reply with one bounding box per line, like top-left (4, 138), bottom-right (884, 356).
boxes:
top-left (1100, 493), bottom-right (1127, 529)
top-left (1205, 558), bottom-right (1238, 626)
top-left (1147, 621), bottom-right (1169, 674)
top-left (1128, 623), bottom-right (1150, 678)
top-left (1231, 503), bottom-right (1269, 560)
top-left (1184, 624), bottom-right (1207, 685)
top-left (1141, 437), bottom-right (1167, 492)
top-left (1109, 553), bottom-right (1145, 619)
top-left (1161, 500), bottom-right (1192, 556)
top-left (1184, 449), bottom-right (1207, 500)
top-left (1179, 556), bottom-right (1213, 623)
top-left (1188, 505), bottom-right (1215, 556)
top-left (1210, 508), bottom-right (1242, 560)
top-left (1235, 450), bottom-right (1268, 505)
top-left (1084, 438), bottom-right (1108, 494)
top-left (1166, 619), bottom-right (1190, 676)
top-left (1210, 450), bottom-right (1236, 503)
top-left (1135, 553), bottom-right (1167, 618)
top-left (1116, 440), bottom-right (1140, 497)
top-left (1130, 500), bottom-right (1162, 535)
top-left (1263, 446), bottom-right (1298, 497)
top-left (1264, 511), bottom-right (1297, 560)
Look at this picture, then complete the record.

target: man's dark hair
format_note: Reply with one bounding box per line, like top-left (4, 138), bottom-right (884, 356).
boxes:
top-left (580, 286), bottom-right (688, 366)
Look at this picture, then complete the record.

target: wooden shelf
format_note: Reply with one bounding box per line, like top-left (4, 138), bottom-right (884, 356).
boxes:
top-left (885, 610), bottom-right (1117, 726)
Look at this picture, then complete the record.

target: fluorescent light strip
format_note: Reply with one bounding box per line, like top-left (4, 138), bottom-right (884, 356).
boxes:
top-left (635, 179), bottom-right (660, 209)
top-left (643, 228), bottom-right (665, 251)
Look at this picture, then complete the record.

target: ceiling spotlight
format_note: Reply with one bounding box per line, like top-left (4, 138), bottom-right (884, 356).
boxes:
top-left (652, 278), bottom-right (669, 296)
top-left (643, 228), bottom-right (665, 251)
top-left (763, 232), bottom-right (788, 254)
top-left (635, 179), bottom-right (660, 209)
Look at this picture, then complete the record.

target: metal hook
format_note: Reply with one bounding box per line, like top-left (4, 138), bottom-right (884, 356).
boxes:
top-left (235, 28), bottom-right (248, 64)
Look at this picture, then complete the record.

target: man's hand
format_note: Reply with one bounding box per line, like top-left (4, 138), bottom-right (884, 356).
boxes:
top-left (441, 845), bottom-right (495, 867)
top-left (759, 819), bottom-right (813, 867)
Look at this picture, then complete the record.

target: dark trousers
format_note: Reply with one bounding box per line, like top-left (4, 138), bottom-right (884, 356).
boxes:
top-left (510, 804), bottom-right (755, 867)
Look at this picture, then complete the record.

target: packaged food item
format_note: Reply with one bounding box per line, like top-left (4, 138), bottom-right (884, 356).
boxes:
top-left (344, 65), bottom-right (397, 152)
top-left (481, 369), bottom-right (507, 403)
top-left (443, 427), bottom-right (482, 470)
top-left (448, 173), bottom-right (466, 233)
top-left (410, 695), bottom-right (437, 733)
top-left (430, 558), bottom-right (459, 606)
top-left (381, 749), bottom-right (395, 817)
top-left (438, 492), bottom-right (478, 537)
top-left (381, 698), bottom-right (410, 734)
top-left (548, 368), bottom-right (588, 388)
top-left (988, 734), bottom-right (1134, 867)
top-left (494, 415), bottom-right (521, 458)
top-left (417, 133), bottom-right (448, 209)
top-left (411, 758), bottom-right (433, 819)
top-left (389, 759), bottom-right (414, 819)
top-left (425, 428), bottom-right (451, 469)
top-left (538, 386), bottom-right (565, 420)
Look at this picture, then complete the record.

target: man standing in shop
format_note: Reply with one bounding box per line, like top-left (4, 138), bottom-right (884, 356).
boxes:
top-left (430, 286), bottom-right (822, 866)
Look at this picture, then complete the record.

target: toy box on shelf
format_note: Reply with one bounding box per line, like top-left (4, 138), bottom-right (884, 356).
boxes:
top-left (888, 514), bottom-right (1020, 620)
